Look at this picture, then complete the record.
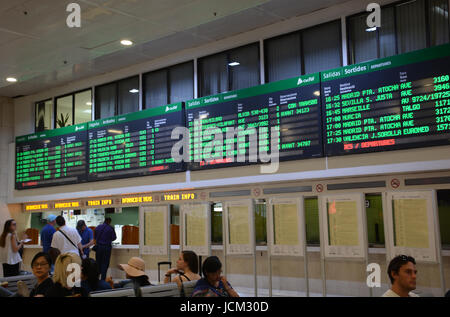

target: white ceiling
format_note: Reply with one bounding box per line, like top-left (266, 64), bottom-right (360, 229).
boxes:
top-left (0, 0), bottom-right (346, 98)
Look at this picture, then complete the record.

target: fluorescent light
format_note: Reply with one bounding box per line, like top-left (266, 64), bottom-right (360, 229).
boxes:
top-left (313, 91), bottom-right (320, 96)
top-left (83, 109), bottom-right (92, 114)
top-left (366, 27), bottom-right (377, 32)
top-left (120, 39), bottom-right (133, 46)
top-left (129, 89), bottom-right (139, 93)
top-left (86, 102), bottom-right (92, 106)
top-left (228, 62), bottom-right (240, 66)
top-left (6, 77), bottom-right (17, 82)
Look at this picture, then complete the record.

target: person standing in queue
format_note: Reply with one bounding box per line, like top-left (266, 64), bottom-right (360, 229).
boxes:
top-left (94, 217), bottom-right (116, 280)
top-left (0, 219), bottom-right (27, 277)
top-left (77, 220), bottom-right (94, 258)
top-left (51, 216), bottom-right (85, 259)
top-left (40, 215), bottom-right (57, 254)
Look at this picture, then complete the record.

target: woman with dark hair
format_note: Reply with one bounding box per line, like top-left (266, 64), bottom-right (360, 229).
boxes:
top-left (0, 219), bottom-right (27, 277)
top-left (192, 256), bottom-right (239, 297)
top-left (29, 252), bottom-right (54, 297)
top-left (164, 250), bottom-right (201, 287)
top-left (80, 258), bottom-right (111, 293)
top-left (77, 220), bottom-right (94, 258)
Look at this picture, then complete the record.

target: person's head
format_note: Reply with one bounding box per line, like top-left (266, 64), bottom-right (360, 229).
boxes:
top-left (387, 255), bottom-right (417, 292)
top-left (56, 216), bottom-right (65, 227)
top-left (47, 215), bottom-right (57, 226)
top-left (177, 251), bottom-right (199, 273)
top-left (48, 248), bottom-right (61, 266)
top-left (0, 219), bottom-right (16, 247)
top-left (31, 252), bottom-right (52, 281)
top-left (118, 257), bottom-right (147, 279)
top-left (76, 220), bottom-right (87, 232)
top-left (81, 258), bottom-right (100, 290)
top-left (105, 217), bottom-right (112, 225)
top-left (202, 256), bottom-right (222, 285)
top-left (53, 253), bottom-right (81, 289)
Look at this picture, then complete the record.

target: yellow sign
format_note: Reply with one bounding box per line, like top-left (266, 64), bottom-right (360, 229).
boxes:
top-left (25, 204), bottom-right (49, 211)
top-left (122, 196), bottom-right (153, 204)
top-left (54, 202), bottom-right (80, 209)
top-left (327, 200), bottom-right (359, 246)
top-left (87, 199), bottom-right (113, 206)
top-left (185, 205), bottom-right (207, 246)
top-left (145, 210), bottom-right (165, 246)
top-left (163, 193), bottom-right (196, 201)
top-left (228, 206), bottom-right (250, 245)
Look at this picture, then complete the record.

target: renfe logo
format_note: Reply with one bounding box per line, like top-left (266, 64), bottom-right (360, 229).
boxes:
top-left (297, 76), bottom-right (315, 85)
top-left (165, 105), bottom-right (178, 112)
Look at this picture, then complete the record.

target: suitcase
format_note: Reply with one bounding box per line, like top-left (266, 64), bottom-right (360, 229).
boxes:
top-left (157, 261), bottom-right (172, 283)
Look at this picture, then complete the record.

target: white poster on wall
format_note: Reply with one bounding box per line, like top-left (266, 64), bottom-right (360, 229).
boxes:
top-left (181, 203), bottom-right (211, 256)
top-left (320, 193), bottom-right (367, 259)
top-left (224, 199), bottom-right (255, 255)
top-left (139, 205), bottom-right (169, 255)
top-left (385, 190), bottom-right (439, 263)
top-left (267, 197), bottom-right (305, 257)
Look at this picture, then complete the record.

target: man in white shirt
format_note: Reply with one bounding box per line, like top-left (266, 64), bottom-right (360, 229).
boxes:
top-left (382, 255), bottom-right (419, 297)
top-left (51, 216), bottom-right (84, 258)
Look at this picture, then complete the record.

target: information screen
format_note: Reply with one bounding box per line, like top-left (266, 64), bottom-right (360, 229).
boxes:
top-left (15, 124), bottom-right (88, 189)
top-left (322, 44), bottom-right (450, 156)
top-left (186, 74), bottom-right (323, 170)
top-left (87, 103), bottom-right (185, 182)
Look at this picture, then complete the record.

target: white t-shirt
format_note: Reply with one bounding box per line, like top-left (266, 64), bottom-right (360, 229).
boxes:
top-left (5, 233), bottom-right (22, 265)
top-left (382, 289), bottom-right (420, 297)
top-left (51, 226), bottom-right (81, 255)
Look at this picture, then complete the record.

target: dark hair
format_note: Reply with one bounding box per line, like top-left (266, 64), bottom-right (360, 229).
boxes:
top-left (31, 252), bottom-right (52, 268)
top-left (182, 251), bottom-right (199, 274)
top-left (77, 220), bottom-right (86, 232)
top-left (0, 219), bottom-right (15, 248)
top-left (48, 248), bottom-right (61, 265)
top-left (82, 258), bottom-right (100, 291)
top-left (105, 217), bottom-right (112, 224)
top-left (56, 216), bottom-right (65, 227)
top-left (387, 255), bottom-right (416, 284)
top-left (202, 256), bottom-right (222, 277)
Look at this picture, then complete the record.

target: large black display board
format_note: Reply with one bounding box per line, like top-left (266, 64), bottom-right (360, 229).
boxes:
top-left (322, 44), bottom-right (450, 156)
top-left (185, 74), bottom-right (323, 170)
top-left (15, 124), bottom-right (88, 189)
top-left (87, 103), bottom-right (185, 181)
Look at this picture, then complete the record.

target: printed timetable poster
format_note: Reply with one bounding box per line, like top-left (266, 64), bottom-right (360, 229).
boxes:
top-left (321, 43), bottom-right (450, 156)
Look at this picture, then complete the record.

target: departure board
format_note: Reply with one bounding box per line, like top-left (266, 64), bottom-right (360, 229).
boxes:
top-left (322, 43), bottom-right (450, 156)
top-left (15, 124), bottom-right (88, 189)
top-left (87, 103), bottom-right (185, 181)
top-left (186, 74), bottom-right (323, 170)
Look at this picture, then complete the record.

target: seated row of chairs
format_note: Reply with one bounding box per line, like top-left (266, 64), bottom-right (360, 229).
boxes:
top-left (0, 274), bottom-right (37, 293)
top-left (89, 280), bottom-right (197, 297)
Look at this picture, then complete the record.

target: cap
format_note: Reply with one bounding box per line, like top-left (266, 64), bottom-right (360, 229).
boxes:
top-left (118, 257), bottom-right (147, 277)
top-left (47, 215), bottom-right (57, 222)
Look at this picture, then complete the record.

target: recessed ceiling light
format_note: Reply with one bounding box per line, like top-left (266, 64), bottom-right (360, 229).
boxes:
top-left (86, 102), bottom-right (92, 106)
top-left (120, 39), bottom-right (133, 46)
top-left (313, 91), bottom-right (320, 96)
top-left (6, 77), bottom-right (17, 82)
top-left (366, 27), bottom-right (377, 32)
top-left (228, 62), bottom-right (240, 66)
top-left (83, 109), bottom-right (92, 113)
top-left (129, 89), bottom-right (139, 93)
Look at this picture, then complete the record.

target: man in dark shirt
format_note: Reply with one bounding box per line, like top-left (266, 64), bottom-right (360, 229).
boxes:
top-left (94, 218), bottom-right (117, 280)
top-left (40, 215), bottom-right (57, 253)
